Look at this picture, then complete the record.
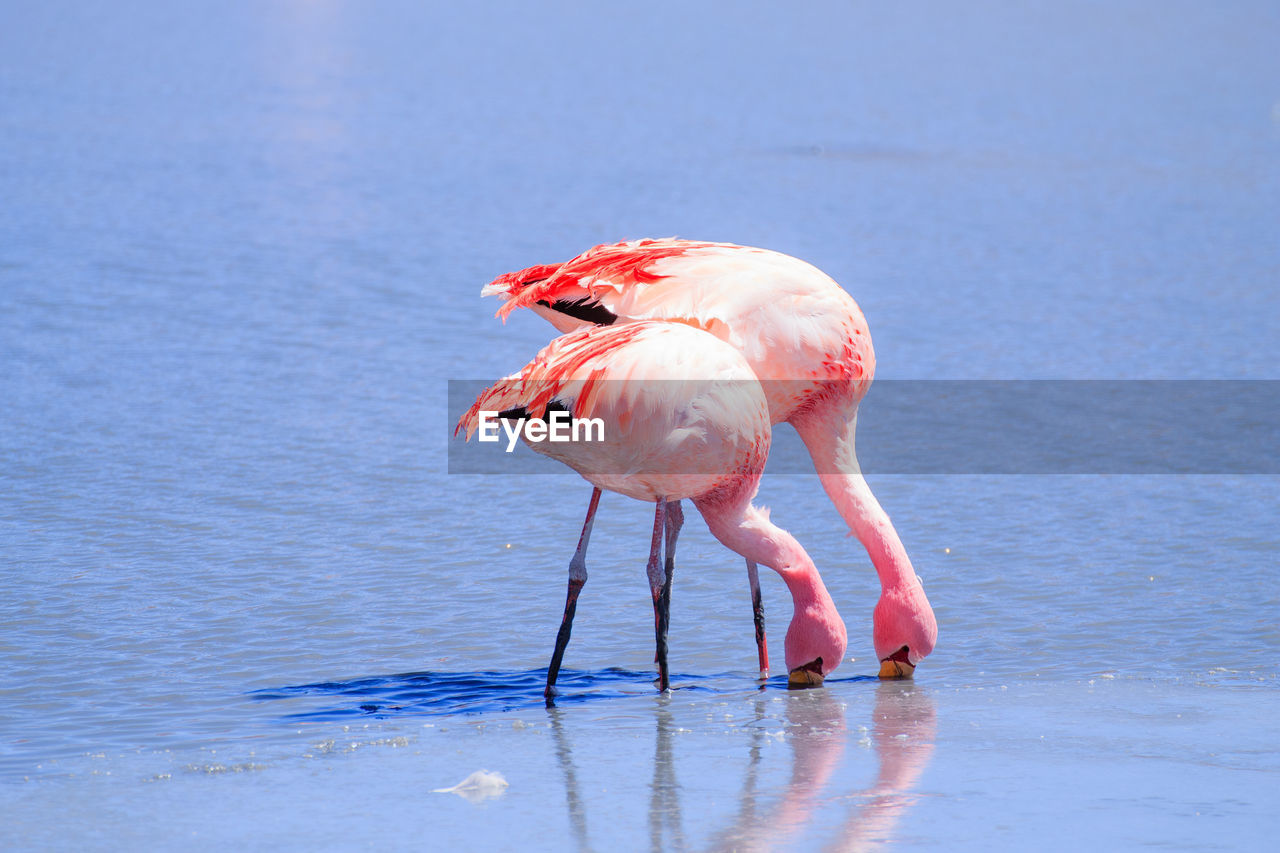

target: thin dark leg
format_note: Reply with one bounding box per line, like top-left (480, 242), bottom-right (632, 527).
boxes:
top-left (545, 578), bottom-right (584, 706)
top-left (653, 499), bottom-right (683, 675)
top-left (646, 500), bottom-right (669, 691)
top-left (660, 500), bottom-right (683, 628)
top-left (545, 487), bottom-right (602, 706)
top-left (746, 559), bottom-right (770, 679)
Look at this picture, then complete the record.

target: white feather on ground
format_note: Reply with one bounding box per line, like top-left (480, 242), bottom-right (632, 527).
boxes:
top-left (432, 770), bottom-right (509, 803)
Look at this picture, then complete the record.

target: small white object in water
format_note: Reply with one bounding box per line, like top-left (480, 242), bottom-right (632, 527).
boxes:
top-left (433, 770), bottom-right (510, 803)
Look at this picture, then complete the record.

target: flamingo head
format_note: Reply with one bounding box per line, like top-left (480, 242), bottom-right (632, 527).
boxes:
top-left (872, 577), bottom-right (938, 679)
top-left (784, 594), bottom-right (848, 689)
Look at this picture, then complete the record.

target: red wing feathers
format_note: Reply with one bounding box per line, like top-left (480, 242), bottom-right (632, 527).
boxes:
top-left (482, 238), bottom-right (732, 321)
top-left (457, 324), bottom-right (651, 438)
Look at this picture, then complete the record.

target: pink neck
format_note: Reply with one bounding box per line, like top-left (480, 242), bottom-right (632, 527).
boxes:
top-left (794, 413), bottom-right (921, 593)
top-left (693, 491), bottom-right (835, 611)
top-left (695, 481), bottom-right (849, 674)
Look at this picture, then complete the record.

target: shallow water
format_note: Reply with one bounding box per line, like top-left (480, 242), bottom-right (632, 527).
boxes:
top-left (3, 0), bottom-right (1279, 849)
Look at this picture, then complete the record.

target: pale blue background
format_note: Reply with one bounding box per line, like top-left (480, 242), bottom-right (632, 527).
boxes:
top-left (2, 1), bottom-right (1277, 849)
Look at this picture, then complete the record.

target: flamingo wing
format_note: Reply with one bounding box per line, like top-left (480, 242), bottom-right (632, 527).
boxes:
top-left (456, 323), bottom-right (648, 440)
top-left (481, 239), bottom-right (873, 403)
top-left (482, 239), bottom-right (735, 323)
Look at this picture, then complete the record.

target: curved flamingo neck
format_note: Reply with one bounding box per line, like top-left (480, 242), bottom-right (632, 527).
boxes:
top-left (696, 491), bottom-right (814, 578)
top-left (693, 492), bottom-right (847, 673)
top-left (699, 500), bottom-right (826, 601)
top-left (793, 412), bottom-right (920, 593)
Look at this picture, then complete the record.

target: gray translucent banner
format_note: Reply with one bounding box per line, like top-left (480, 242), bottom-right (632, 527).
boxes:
top-left (447, 380), bottom-right (1280, 475)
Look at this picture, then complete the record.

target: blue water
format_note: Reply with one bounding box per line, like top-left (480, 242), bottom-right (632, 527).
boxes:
top-left (3, 0), bottom-right (1279, 849)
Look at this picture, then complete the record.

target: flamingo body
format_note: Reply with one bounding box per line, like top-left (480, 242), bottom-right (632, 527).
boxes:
top-left (463, 321), bottom-right (768, 503)
top-left (483, 239), bottom-right (937, 672)
top-left (460, 322), bottom-right (848, 682)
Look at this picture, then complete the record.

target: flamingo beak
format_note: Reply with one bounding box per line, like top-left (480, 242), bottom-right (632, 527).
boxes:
top-left (787, 658), bottom-right (825, 689)
top-left (878, 646), bottom-right (915, 679)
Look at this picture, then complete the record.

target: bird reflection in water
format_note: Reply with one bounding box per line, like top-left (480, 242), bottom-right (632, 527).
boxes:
top-left (548, 707), bottom-right (592, 851)
top-left (830, 683), bottom-right (937, 850)
top-left (650, 702), bottom-right (688, 853)
top-left (550, 682), bottom-right (936, 851)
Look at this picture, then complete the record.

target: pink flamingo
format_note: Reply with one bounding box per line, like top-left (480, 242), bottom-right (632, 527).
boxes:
top-left (482, 239), bottom-right (936, 679)
top-left (458, 321), bottom-right (847, 701)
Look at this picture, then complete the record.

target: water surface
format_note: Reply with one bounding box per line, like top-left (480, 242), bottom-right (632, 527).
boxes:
top-left (2, 0), bottom-right (1278, 849)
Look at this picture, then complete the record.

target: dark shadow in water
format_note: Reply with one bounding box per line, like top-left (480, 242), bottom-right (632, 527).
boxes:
top-left (248, 668), bottom-right (875, 721)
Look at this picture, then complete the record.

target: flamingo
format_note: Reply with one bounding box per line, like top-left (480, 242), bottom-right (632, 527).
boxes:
top-left (482, 238), bottom-right (936, 679)
top-left (458, 321), bottom-right (847, 701)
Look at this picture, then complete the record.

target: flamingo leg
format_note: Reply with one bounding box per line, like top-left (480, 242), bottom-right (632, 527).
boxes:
top-left (647, 499), bottom-right (670, 691)
top-left (546, 487), bottom-right (602, 706)
top-left (746, 559), bottom-right (770, 679)
top-left (658, 499), bottom-right (683, 652)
